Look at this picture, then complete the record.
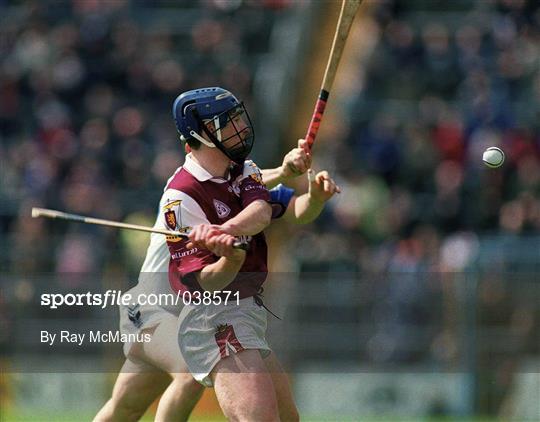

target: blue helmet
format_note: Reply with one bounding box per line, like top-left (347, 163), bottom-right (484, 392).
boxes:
top-left (172, 87), bottom-right (254, 164)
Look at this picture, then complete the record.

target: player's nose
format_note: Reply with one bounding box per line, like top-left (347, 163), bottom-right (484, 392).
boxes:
top-left (235, 118), bottom-right (247, 132)
top-left (240, 126), bottom-right (252, 141)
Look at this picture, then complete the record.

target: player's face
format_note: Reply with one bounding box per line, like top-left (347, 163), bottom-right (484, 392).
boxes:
top-left (204, 106), bottom-right (253, 154)
top-left (222, 109), bottom-right (251, 145)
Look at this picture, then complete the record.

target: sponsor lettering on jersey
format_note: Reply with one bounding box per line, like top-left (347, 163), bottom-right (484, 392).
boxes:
top-left (243, 184), bottom-right (266, 191)
top-left (171, 247), bottom-right (198, 260)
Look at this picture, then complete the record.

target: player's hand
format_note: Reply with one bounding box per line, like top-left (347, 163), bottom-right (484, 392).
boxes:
top-left (307, 169), bottom-right (341, 204)
top-left (205, 233), bottom-right (246, 261)
top-left (280, 139), bottom-right (312, 179)
top-left (187, 224), bottom-right (223, 250)
top-left (214, 222), bottom-right (240, 236)
top-left (197, 223), bottom-right (244, 238)
top-left (187, 224), bottom-right (245, 261)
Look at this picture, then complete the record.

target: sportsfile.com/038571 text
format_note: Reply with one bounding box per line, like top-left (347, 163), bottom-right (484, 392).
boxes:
top-left (40, 290), bottom-right (241, 309)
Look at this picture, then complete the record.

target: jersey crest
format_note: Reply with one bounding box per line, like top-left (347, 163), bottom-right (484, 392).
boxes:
top-left (250, 172), bottom-right (263, 184)
top-left (165, 210), bottom-right (177, 230)
top-left (163, 199), bottom-right (182, 230)
top-left (213, 199), bottom-right (231, 218)
top-left (246, 161), bottom-right (264, 184)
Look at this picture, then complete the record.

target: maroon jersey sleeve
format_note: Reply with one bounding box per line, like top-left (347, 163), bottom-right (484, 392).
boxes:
top-left (236, 160), bottom-right (271, 208)
top-left (170, 240), bottom-right (217, 278)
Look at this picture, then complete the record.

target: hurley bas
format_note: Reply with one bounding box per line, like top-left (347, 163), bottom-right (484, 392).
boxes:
top-left (41, 330), bottom-right (151, 346)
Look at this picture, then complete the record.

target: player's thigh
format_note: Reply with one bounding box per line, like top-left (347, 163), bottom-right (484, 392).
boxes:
top-left (111, 358), bottom-right (171, 412)
top-left (141, 316), bottom-right (187, 374)
top-left (139, 316), bottom-right (203, 396)
top-left (264, 352), bottom-right (299, 422)
top-left (212, 349), bottom-right (279, 421)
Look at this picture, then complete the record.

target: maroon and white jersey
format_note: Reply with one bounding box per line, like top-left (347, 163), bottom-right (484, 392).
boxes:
top-left (162, 153), bottom-right (270, 299)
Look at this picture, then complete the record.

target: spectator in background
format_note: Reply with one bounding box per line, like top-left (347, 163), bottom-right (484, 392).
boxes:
top-left (0, 1), bottom-right (539, 417)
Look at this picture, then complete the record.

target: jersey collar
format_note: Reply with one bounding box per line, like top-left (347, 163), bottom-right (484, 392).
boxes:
top-left (183, 153), bottom-right (229, 183)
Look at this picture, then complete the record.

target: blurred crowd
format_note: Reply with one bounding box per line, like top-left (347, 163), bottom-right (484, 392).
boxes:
top-left (312, 0), bottom-right (540, 253)
top-left (289, 0), bottom-right (539, 415)
top-left (0, 0), bottom-right (539, 416)
top-left (0, 0), bottom-right (289, 276)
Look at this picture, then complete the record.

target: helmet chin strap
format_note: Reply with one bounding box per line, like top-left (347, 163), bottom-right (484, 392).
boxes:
top-left (213, 115), bottom-right (222, 142)
top-left (188, 130), bottom-right (215, 148)
top-left (187, 115), bottom-right (222, 148)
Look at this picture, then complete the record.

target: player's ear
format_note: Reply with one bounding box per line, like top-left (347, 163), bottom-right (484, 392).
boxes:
top-left (200, 131), bottom-right (213, 145)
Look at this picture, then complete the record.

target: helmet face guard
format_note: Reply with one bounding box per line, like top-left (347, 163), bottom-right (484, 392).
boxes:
top-left (195, 102), bottom-right (254, 165)
top-left (173, 87), bottom-right (255, 165)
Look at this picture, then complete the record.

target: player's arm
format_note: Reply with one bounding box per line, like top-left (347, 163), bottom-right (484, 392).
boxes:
top-left (188, 226), bottom-right (247, 291)
top-left (216, 160), bottom-right (273, 237)
top-left (162, 190), bottom-right (246, 292)
top-left (262, 139), bottom-right (311, 189)
top-left (284, 170), bottom-right (340, 225)
top-left (220, 199), bottom-right (271, 236)
top-left (197, 253), bottom-right (246, 292)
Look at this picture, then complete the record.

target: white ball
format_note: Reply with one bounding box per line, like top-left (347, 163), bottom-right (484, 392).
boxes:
top-left (482, 147), bottom-right (505, 168)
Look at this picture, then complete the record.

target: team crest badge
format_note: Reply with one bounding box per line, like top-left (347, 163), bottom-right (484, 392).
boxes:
top-left (249, 173), bottom-right (264, 185)
top-left (164, 209), bottom-right (177, 230)
top-left (247, 162), bottom-right (264, 184)
top-left (213, 199), bottom-right (231, 218)
top-left (162, 199), bottom-right (182, 231)
top-left (250, 173), bottom-right (263, 184)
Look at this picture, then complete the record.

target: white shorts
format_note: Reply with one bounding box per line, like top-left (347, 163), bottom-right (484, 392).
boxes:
top-left (178, 296), bottom-right (270, 387)
top-left (119, 301), bottom-right (175, 357)
top-left (119, 283), bottom-right (183, 356)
